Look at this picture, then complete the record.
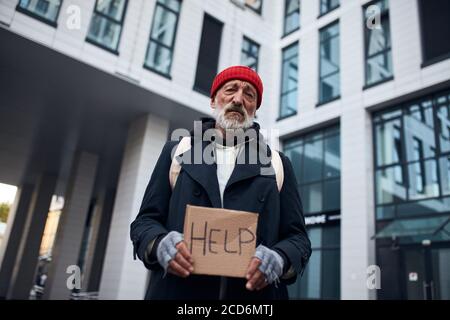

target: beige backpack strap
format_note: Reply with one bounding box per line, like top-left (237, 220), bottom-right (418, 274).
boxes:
top-left (271, 150), bottom-right (284, 192)
top-left (169, 137), bottom-right (284, 192)
top-left (169, 136), bottom-right (191, 189)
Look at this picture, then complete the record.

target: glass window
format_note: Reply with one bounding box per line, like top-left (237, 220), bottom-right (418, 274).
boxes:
top-left (303, 138), bottom-right (323, 183)
top-left (324, 134), bottom-right (340, 178)
top-left (284, 144), bottom-right (303, 183)
top-left (245, 0), bottom-right (263, 14)
top-left (375, 119), bottom-right (403, 166)
top-left (193, 14), bottom-right (223, 95)
top-left (17, 0), bottom-right (62, 25)
top-left (373, 89), bottom-right (450, 220)
top-left (319, 21), bottom-right (340, 104)
top-left (289, 226), bottom-right (340, 299)
top-left (419, 0), bottom-right (450, 65)
top-left (279, 42), bottom-right (298, 118)
top-left (283, 0), bottom-right (300, 35)
top-left (437, 99), bottom-right (450, 153)
top-left (320, 0), bottom-right (339, 16)
top-left (364, 0), bottom-right (393, 86)
top-left (285, 128), bottom-right (341, 300)
top-left (323, 179), bottom-right (340, 211)
top-left (376, 166), bottom-right (406, 204)
top-left (284, 125), bottom-right (340, 215)
top-left (439, 156), bottom-right (450, 196)
top-left (301, 183), bottom-right (323, 213)
top-left (241, 37), bottom-right (260, 71)
top-left (86, 0), bottom-right (128, 52)
top-left (144, 0), bottom-right (182, 77)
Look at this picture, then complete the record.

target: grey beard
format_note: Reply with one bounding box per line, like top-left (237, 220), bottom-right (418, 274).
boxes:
top-left (212, 103), bottom-right (254, 130)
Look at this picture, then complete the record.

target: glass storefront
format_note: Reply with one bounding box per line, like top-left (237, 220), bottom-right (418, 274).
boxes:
top-left (373, 89), bottom-right (450, 300)
top-left (374, 90), bottom-right (450, 220)
top-left (284, 125), bottom-right (341, 299)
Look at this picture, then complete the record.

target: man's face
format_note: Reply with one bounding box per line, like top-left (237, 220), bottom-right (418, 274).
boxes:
top-left (211, 80), bottom-right (258, 130)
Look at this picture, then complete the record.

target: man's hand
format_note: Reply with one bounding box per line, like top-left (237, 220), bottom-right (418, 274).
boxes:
top-left (245, 245), bottom-right (285, 291)
top-left (156, 231), bottom-right (194, 278)
top-left (167, 241), bottom-right (194, 278)
top-left (245, 257), bottom-right (268, 291)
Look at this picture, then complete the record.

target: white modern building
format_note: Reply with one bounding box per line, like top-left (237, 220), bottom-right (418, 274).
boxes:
top-left (0, 0), bottom-right (449, 300)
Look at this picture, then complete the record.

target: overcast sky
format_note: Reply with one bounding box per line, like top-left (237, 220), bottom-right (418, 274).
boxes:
top-left (0, 183), bottom-right (17, 204)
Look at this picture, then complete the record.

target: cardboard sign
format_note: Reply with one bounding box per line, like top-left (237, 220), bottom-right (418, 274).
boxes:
top-left (183, 205), bottom-right (258, 278)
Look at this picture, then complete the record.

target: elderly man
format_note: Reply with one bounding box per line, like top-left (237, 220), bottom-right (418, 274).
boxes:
top-left (130, 66), bottom-right (311, 300)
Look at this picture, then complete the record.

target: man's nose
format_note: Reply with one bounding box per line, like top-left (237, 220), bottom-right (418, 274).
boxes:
top-left (232, 90), bottom-right (244, 105)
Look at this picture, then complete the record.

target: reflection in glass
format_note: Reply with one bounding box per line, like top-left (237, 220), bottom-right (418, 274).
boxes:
top-left (376, 166), bottom-right (406, 204)
top-left (284, 126), bottom-right (340, 215)
top-left (145, 0), bottom-right (181, 76)
top-left (96, 0), bottom-right (126, 21)
top-left (301, 183), bottom-right (322, 214)
top-left (439, 156), bottom-right (450, 196)
top-left (364, 0), bottom-right (393, 86)
top-left (284, 0), bottom-right (300, 35)
top-left (374, 91), bottom-right (450, 221)
top-left (437, 105), bottom-right (450, 153)
top-left (325, 135), bottom-right (340, 178)
top-left (323, 179), bottom-right (340, 211)
top-left (241, 37), bottom-right (260, 71)
top-left (407, 160), bottom-right (439, 200)
top-left (86, 0), bottom-right (127, 51)
top-left (375, 120), bottom-right (402, 166)
top-left (320, 0), bottom-right (339, 15)
top-left (292, 226), bottom-right (340, 299)
top-left (280, 43), bottom-right (299, 117)
top-left (319, 22), bottom-right (340, 103)
top-left (303, 138), bottom-right (323, 183)
top-left (18, 0), bottom-right (61, 23)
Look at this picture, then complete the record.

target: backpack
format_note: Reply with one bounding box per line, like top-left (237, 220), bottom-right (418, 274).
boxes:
top-left (169, 136), bottom-right (284, 191)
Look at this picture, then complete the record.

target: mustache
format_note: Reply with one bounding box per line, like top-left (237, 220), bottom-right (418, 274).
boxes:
top-left (224, 103), bottom-right (246, 117)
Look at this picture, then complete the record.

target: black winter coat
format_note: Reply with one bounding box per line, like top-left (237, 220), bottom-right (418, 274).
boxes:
top-left (130, 118), bottom-right (311, 300)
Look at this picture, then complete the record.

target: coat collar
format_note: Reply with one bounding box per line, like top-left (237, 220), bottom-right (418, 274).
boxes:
top-left (178, 118), bottom-right (274, 208)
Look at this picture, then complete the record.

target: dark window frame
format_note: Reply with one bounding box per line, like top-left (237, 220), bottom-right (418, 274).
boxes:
top-left (373, 89), bottom-right (450, 221)
top-left (143, 0), bottom-right (182, 78)
top-left (193, 13), bottom-right (224, 96)
top-left (318, 0), bottom-right (339, 18)
top-left (283, 0), bottom-right (300, 37)
top-left (317, 19), bottom-right (340, 106)
top-left (85, 0), bottom-right (129, 55)
top-left (16, 0), bottom-right (63, 27)
top-left (241, 36), bottom-right (260, 72)
top-left (362, 0), bottom-right (394, 89)
top-left (417, 0), bottom-right (450, 68)
top-left (278, 41), bottom-right (299, 120)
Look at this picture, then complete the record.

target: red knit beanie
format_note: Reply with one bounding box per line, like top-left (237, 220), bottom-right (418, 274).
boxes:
top-left (210, 66), bottom-right (264, 108)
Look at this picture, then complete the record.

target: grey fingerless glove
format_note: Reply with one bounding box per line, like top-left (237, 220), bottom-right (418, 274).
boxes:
top-left (254, 244), bottom-right (284, 286)
top-left (156, 231), bottom-right (184, 274)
